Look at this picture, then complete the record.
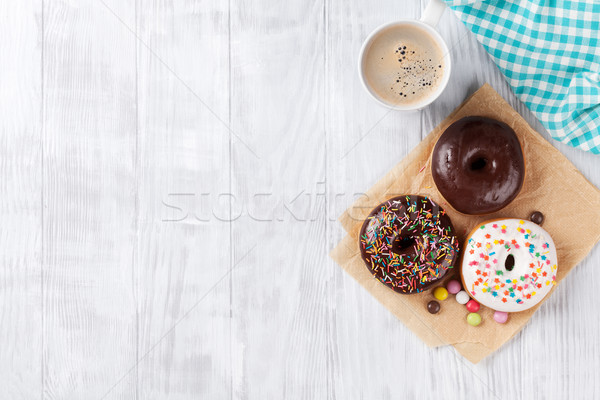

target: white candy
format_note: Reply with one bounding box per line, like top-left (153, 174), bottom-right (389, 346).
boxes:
top-left (455, 290), bottom-right (470, 304)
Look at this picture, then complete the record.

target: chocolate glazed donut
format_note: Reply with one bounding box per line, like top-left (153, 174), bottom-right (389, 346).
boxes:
top-left (431, 116), bottom-right (525, 215)
top-left (359, 195), bottom-right (459, 294)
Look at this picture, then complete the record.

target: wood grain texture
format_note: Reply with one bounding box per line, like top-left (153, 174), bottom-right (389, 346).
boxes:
top-left (136, 0), bottom-right (231, 398)
top-left (1, 0), bottom-right (599, 399)
top-left (0, 1), bottom-right (42, 398)
top-left (42, 0), bottom-right (137, 398)
top-left (229, 0), bottom-right (329, 398)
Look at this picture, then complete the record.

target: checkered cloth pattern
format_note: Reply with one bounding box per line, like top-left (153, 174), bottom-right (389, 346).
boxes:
top-left (444, 0), bottom-right (600, 153)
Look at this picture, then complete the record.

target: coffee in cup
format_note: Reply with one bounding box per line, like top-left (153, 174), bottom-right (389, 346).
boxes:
top-left (358, 0), bottom-right (452, 111)
top-left (361, 23), bottom-right (447, 108)
top-left (363, 23), bottom-right (446, 106)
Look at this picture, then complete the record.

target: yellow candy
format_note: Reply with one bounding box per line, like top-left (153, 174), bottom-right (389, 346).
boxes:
top-left (433, 287), bottom-right (448, 301)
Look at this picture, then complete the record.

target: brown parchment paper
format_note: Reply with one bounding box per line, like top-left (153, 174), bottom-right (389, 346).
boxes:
top-left (330, 84), bottom-right (600, 363)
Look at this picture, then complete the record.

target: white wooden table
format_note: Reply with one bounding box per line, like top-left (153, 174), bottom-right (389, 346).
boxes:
top-left (2, 0), bottom-right (600, 399)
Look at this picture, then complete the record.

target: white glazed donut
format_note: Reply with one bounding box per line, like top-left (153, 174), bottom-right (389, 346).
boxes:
top-left (461, 218), bottom-right (558, 313)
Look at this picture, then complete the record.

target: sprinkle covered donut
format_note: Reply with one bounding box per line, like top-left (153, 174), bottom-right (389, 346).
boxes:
top-left (461, 219), bottom-right (558, 312)
top-left (359, 195), bottom-right (460, 294)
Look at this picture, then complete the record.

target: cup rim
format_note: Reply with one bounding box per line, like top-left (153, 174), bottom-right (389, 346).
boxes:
top-left (358, 19), bottom-right (452, 111)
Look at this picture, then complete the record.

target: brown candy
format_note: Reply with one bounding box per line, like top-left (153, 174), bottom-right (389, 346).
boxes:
top-left (427, 300), bottom-right (440, 314)
top-left (530, 211), bottom-right (544, 225)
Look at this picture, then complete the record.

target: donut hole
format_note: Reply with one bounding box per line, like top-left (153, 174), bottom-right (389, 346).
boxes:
top-left (505, 254), bottom-right (515, 271)
top-left (470, 157), bottom-right (488, 171)
top-left (393, 236), bottom-right (417, 253)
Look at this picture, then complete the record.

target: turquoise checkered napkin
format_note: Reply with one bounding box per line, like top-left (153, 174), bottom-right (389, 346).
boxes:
top-left (444, 0), bottom-right (600, 153)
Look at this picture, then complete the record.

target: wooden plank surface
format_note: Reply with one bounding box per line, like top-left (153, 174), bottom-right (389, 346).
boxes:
top-left (0, 0), bottom-right (599, 398)
top-left (228, 0), bottom-right (329, 398)
top-left (42, 1), bottom-right (137, 398)
top-left (135, 1), bottom-right (231, 398)
top-left (0, 1), bottom-right (42, 398)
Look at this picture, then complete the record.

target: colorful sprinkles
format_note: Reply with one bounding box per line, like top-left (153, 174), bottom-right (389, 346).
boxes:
top-left (359, 195), bottom-right (460, 294)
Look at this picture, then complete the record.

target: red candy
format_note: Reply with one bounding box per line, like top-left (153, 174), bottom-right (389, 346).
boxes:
top-left (466, 299), bottom-right (480, 313)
